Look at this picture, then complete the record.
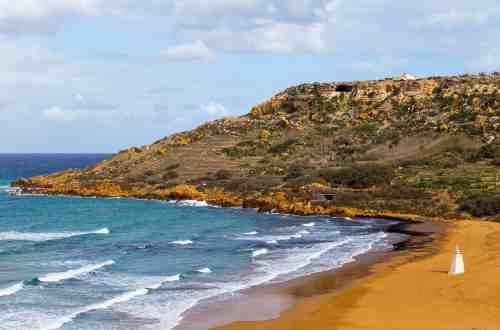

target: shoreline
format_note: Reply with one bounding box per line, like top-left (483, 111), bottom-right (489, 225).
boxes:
top-left (209, 219), bottom-right (500, 330)
top-left (175, 219), bottom-right (446, 330)
top-left (10, 181), bottom-right (431, 222)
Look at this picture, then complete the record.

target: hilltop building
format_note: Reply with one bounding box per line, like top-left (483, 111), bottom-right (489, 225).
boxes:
top-left (395, 73), bottom-right (417, 81)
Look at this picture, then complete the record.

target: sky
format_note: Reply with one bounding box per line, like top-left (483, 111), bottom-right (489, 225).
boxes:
top-left (0, 0), bottom-right (499, 153)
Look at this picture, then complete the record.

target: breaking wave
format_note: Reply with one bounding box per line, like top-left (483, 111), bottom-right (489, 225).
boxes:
top-left (238, 232), bottom-right (306, 243)
top-left (43, 275), bottom-right (180, 330)
top-left (196, 268), bottom-right (212, 274)
top-left (171, 240), bottom-right (193, 245)
top-left (252, 248), bottom-right (269, 257)
top-left (176, 200), bottom-right (209, 207)
top-left (0, 228), bottom-right (110, 242)
top-left (38, 260), bottom-right (115, 283)
top-left (0, 282), bottom-right (23, 297)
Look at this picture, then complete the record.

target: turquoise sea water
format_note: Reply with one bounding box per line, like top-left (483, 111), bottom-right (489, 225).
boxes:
top-left (0, 155), bottom-right (395, 330)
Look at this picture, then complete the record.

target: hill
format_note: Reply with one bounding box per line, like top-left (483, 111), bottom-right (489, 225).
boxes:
top-left (13, 73), bottom-right (500, 220)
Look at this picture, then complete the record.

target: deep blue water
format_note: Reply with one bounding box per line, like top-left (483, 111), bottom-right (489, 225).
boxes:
top-left (0, 154), bottom-right (111, 182)
top-left (0, 154), bottom-right (394, 330)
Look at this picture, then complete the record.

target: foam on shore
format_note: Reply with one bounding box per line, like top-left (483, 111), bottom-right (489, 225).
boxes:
top-left (177, 200), bottom-right (210, 207)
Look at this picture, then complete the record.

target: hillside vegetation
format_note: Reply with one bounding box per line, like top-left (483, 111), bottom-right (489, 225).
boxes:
top-left (14, 73), bottom-right (500, 220)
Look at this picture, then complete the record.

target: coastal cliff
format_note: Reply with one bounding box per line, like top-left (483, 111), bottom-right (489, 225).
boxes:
top-left (13, 73), bottom-right (500, 220)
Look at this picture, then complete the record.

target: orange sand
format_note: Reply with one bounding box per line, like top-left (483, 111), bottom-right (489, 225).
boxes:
top-left (216, 220), bottom-right (500, 330)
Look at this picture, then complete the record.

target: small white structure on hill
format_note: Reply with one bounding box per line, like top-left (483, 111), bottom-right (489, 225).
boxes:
top-left (449, 245), bottom-right (465, 275)
top-left (395, 73), bottom-right (417, 81)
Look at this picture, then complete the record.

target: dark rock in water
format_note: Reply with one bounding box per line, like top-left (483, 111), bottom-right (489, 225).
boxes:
top-left (24, 278), bottom-right (41, 286)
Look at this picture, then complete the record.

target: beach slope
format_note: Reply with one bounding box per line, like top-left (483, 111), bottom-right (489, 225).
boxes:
top-left (216, 220), bottom-right (500, 330)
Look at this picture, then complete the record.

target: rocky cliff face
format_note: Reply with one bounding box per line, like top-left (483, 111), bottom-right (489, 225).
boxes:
top-left (13, 73), bottom-right (500, 220)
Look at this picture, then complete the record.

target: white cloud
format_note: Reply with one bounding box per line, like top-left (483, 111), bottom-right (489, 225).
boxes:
top-left (0, 0), bottom-right (115, 34)
top-left (160, 40), bottom-right (215, 62)
top-left (202, 102), bottom-right (228, 116)
top-left (42, 106), bottom-right (81, 121)
top-left (170, 0), bottom-right (333, 53)
top-left (0, 0), bottom-right (102, 18)
top-left (425, 7), bottom-right (500, 27)
top-left (173, 0), bottom-right (260, 22)
top-left (241, 22), bottom-right (326, 53)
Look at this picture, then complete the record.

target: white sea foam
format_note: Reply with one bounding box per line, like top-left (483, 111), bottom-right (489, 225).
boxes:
top-left (302, 222), bottom-right (315, 227)
top-left (252, 248), bottom-right (269, 257)
top-left (177, 200), bottom-right (209, 207)
top-left (113, 233), bottom-right (390, 330)
top-left (171, 240), bottom-right (193, 245)
top-left (0, 282), bottom-right (23, 297)
top-left (115, 286), bottom-right (223, 330)
top-left (94, 228), bottom-right (110, 235)
top-left (243, 231), bottom-right (258, 235)
top-left (0, 227), bottom-right (110, 242)
top-left (111, 234), bottom-right (384, 330)
top-left (146, 275), bottom-right (181, 289)
top-left (196, 268), bottom-right (212, 274)
top-left (83, 272), bottom-right (181, 291)
top-left (38, 260), bottom-right (115, 283)
top-left (43, 274), bottom-right (181, 330)
top-left (238, 232), bottom-right (305, 243)
top-left (249, 238), bottom-right (355, 286)
top-left (298, 230), bottom-right (310, 235)
top-left (43, 288), bottom-right (149, 330)
top-left (267, 240), bottom-right (278, 245)
top-left (0, 185), bottom-right (18, 194)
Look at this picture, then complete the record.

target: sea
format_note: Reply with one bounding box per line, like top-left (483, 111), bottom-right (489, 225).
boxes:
top-left (0, 154), bottom-right (398, 330)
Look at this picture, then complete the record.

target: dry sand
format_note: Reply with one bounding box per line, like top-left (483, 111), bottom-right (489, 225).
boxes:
top-left (215, 220), bottom-right (500, 330)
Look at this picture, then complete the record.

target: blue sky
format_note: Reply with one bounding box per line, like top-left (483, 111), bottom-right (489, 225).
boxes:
top-left (0, 0), bottom-right (499, 153)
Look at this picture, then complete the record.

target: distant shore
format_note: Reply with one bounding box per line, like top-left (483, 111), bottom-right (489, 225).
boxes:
top-left (176, 219), bottom-right (445, 330)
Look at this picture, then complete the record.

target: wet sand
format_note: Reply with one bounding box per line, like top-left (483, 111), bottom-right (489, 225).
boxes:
top-left (177, 220), bottom-right (444, 330)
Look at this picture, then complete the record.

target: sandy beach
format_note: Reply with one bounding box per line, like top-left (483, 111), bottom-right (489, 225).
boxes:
top-left (210, 220), bottom-right (500, 330)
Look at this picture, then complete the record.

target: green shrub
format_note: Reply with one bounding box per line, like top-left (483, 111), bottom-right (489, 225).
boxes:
top-left (284, 176), bottom-right (327, 189)
top-left (162, 171), bottom-right (179, 180)
top-left (450, 110), bottom-right (477, 123)
top-left (269, 138), bottom-right (299, 154)
top-left (223, 176), bottom-right (283, 194)
top-left (285, 165), bottom-right (305, 180)
top-left (353, 122), bottom-right (379, 136)
top-left (223, 141), bottom-right (260, 158)
top-left (318, 164), bottom-right (394, 188)
top-left (215, 169), bottom-right (233, 180)
top-left (460, 194), bottom-right (500, 217)
top-left (478, 143), bottom-right (500, 159)
top-left (166, 163), bottom-right (180, 171)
